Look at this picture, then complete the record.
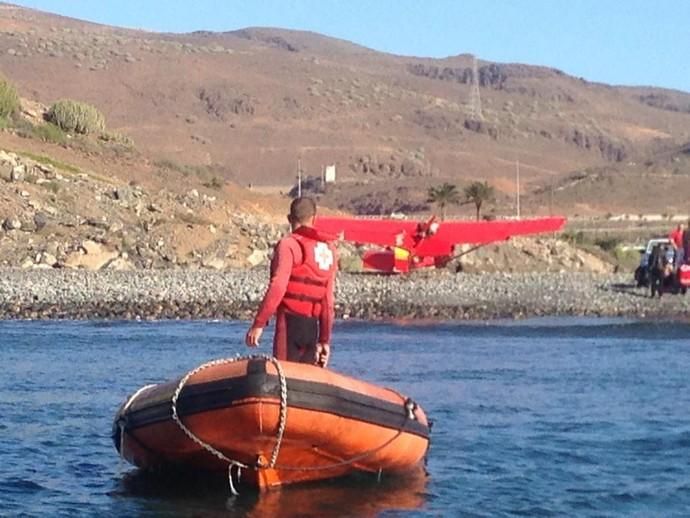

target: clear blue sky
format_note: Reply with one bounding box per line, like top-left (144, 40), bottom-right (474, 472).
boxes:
top-left (12, 0), bottom-right (690, 92)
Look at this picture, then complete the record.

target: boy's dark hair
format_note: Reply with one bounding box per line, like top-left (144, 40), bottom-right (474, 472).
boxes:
top-left (289, 197), bottom-right (317, 223)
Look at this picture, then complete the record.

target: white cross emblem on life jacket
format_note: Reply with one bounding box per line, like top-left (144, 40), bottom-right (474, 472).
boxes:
top-left (314, 242), bottom-right (334, 271)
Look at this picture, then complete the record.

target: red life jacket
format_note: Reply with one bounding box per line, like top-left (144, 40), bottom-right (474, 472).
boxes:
top-left (282, 228), bottom-right (336, 318)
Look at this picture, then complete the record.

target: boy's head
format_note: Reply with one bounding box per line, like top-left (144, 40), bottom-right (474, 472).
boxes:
top-left (288, 197), bottom-right (317, 229)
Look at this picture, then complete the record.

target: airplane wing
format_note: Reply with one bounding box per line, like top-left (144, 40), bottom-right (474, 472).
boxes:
top-left (434, 217), bottom-right (567, 245)
top-left (315, 215), bottom-right (566, 249)
top-left (314, 216), bottom-right (420, 247)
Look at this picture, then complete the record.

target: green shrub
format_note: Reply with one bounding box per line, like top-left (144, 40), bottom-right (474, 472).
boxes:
top-left (155, 159), bottom-right (188, 174)
top-left (11, 116), bottom-right (33, 136)
top-left (562, 231), bottom-right (587, 245)
top-left (0, 75), bottom-right (20, 119)
top-left (13, 118), bottom-right (68, 145)
top-left (99, 131), bottom-right (134, 147)
top-left (40, 180), bottom-right (61, 194)
top-left (203, 176), bottom-right (225, 190)
top-left (31, 123), bottom-right (68, 144)
top-left (594, 236), bottom-right (621, 252)
top-left (46, 99), bottom-right (105, 134)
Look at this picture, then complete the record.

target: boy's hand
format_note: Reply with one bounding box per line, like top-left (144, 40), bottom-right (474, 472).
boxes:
top-left (316, 343), bottom-right (330, 368)
top-left (245, 327), bottom-right (263, 347)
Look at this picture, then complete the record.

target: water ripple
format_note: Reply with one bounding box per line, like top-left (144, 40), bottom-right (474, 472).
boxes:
top-left (1, 318), bottom-right (690, 516)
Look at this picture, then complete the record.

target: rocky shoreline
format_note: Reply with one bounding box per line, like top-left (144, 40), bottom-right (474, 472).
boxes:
top-left (0, 269), bottom-right (688, 321)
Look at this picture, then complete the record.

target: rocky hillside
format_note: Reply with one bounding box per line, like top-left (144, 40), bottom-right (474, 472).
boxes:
top-left (0, 147), bottom-right (291, 271)
top-left (0, 3), bottom-right (689, 215)
top-left (455, 237), bottom-right (613, 274)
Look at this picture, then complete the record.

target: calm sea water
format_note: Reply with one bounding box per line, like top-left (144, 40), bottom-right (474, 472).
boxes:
top-left (1, 318), bottom-right (690, 517)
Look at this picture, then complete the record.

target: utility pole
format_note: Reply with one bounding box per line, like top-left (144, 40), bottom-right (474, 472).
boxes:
top-left (516, 160), bottom-right (521, 219)
top-left (469, 55), bottom-right (483, 121)
top-left (297, 157), bottom-right (302, 198)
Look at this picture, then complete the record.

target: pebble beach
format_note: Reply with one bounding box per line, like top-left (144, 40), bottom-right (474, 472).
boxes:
top-left (0, 269), bottom-right (688, 321)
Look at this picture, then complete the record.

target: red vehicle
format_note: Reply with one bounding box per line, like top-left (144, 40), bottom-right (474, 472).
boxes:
top-left (315, 215), bottom-right (566, 273)
top-left (678, 264), bottom-right (690, 293)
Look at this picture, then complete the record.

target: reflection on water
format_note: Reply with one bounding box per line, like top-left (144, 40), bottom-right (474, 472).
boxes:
top-left (115, 467), bottom-right (428, 517)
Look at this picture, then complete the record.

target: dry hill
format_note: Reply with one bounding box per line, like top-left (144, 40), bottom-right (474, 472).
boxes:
top-left (1, 2), bottom-right (690, 217)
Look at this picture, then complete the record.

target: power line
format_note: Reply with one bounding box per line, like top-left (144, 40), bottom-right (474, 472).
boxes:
top-left (468, 55), bottom-right (483, 121)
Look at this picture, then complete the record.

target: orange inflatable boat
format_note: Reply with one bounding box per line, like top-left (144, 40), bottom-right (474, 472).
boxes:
top-left (113, 356), bottom-right (430, 491)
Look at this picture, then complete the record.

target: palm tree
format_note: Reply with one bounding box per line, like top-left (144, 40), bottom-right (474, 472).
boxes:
top-left (427, 183), bottom-right (460, 220)
top-left (464, 181), bottom-right (494, 220)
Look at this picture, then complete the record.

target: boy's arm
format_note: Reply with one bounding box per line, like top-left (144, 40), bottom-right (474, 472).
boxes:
top-left (246, 239), bottom-right (294, 346)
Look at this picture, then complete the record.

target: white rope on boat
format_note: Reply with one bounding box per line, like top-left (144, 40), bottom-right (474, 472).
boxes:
top-left (123, 384), bottom-right (157, 412)
top-left (121, 354), bottom-right (422, 492)
top-left (170, 354), bottom-right (288, 495)
top-left (118, 383), bottom-right (156, 463)
top-left (269, 356), bottom-right (288, 468)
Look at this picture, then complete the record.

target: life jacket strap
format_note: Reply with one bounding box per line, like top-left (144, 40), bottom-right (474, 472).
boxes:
top-left (284, 292), bottom-right (322, 303)
top-left (289, 275), bottom-right (327, 287)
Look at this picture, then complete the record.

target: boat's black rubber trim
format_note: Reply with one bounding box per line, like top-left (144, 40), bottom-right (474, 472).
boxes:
top-left (117, 367), bottom-right (429, 439)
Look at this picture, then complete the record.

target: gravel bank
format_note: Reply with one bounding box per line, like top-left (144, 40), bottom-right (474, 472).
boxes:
top-left (0, 269), bottom-right (688, 321)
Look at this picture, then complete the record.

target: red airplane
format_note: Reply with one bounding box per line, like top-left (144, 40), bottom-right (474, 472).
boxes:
top-left (315, 215), bottom-right (566, 273)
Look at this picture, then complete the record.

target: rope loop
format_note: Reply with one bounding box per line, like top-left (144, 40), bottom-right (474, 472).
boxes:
top-left (120, 354), bottom-right (419, 492)
top-left (170, 354), bottom-right (289, 495)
